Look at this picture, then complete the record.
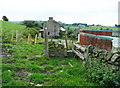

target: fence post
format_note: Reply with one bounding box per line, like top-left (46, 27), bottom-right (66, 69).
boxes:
top-left (11, 31), bottom-right (14, 41)
top-left (65, 32), bottom-right (68, 50)
top-left (44, 27), bottom-right (49, 58)
top-left (34, 34), bottom-right (37, 45)
top-left (16, 30), bottom-right (18, 42)
top-left (28, 33), bottom-right (31, 44)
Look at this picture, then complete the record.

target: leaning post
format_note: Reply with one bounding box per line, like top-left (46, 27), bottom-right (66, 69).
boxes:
top-left (65, 32), bottom-right (68, 50)
top-left (16, 30), bottom-right (18, 42)
top-left (44, 24), bottom-right (49, 58)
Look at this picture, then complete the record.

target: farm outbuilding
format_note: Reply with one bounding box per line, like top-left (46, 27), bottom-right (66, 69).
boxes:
top-left (79, 33), bottom-right (113, 50)
top-left (80, 29), bottom-right (112, 36)
top-left (78, 29), bottom-right (120, 50)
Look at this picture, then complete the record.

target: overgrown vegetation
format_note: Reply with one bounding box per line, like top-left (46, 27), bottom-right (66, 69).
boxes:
top-left (1, 20), bottom-right (119, 87)
top-left (85, 57), bottom-right (120, 87)
top-left (1, 20), bottom-right (97, 87)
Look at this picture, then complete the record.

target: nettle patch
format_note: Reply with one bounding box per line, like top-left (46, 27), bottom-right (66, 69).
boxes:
top-left (85, 57), bottom-right (120, 86)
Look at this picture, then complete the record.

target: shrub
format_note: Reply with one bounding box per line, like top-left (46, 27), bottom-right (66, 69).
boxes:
top-left (22, 28), bottom-right (38, 38)
top-left (2, 16), bottom-right (9, 21)
top-left (23, 21), bottom-right (35, 27)
top-left (85, 58), bottom-right (120, 86)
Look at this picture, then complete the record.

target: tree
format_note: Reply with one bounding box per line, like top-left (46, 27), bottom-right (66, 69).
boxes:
top-left (23, 21), bottom-right (35, 27)
top-left (115, 24), bottom-right (118, 27)
top-left (2, 16), bottom-right (9, 21)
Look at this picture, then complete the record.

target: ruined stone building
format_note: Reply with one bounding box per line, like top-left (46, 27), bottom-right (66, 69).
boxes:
top-left (40, 17), bottom-right (65, 38)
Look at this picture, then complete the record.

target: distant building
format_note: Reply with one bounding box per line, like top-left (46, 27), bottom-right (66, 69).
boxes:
top-left (112, 30), bottom-right (120, 37)
top-left (40, 17), bottom-right (65, 38)
top-left (73, 29), bottom-right (80, 35)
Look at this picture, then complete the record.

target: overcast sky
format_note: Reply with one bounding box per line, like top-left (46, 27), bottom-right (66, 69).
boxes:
top-left (0, 0), bottom-right (119, 26)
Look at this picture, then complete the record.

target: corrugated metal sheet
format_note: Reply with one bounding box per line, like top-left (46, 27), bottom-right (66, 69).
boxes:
top-left (79, 33), bottom-right (113, 50)
top-left (80, 33), bottom-right (113, 40)
top-left (80, 29), bottom-right (112, 36)
top-left (79, 30), bottom-right (120, 50)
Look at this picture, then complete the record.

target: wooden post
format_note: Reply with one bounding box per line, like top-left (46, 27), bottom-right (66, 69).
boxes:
top-left (34, 34), bottom-right (37, 45)
top-left (39, 33), bottom-right (41, 38)
top-left (11, 31), bottom-right (14, 41)
top-left (44, 26), bottom-right (49, 58)
top-left (84, 46), bottom-right (89, 61)
top-left (65, 32), bottom-right (68, 50)
top-left (28, 33), bottom-right (30, 44)
top-left (16, 30), bottom-right (18, 42)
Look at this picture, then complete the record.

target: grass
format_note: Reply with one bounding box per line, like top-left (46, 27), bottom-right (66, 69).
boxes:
top-left (11, 43), bottom-right (44, 59)
top-left (1, 20), bottom-right (26, 42)
top-left (64, 25), bottom-right (118, 30)
top-left (1, 20), bottom-right (98, 87)
top-left (2, 42), bottom-right (98, 86)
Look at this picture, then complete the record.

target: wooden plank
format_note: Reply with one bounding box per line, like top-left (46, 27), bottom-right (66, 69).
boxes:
top-left (73, 43), bottom-right (85, 52)
top-left (72, 48), bottom-right (85, 60)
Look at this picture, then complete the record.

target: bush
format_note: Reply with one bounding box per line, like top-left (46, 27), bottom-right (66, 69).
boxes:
top-left (2, 16), bottom-right (9, 21)
top-left (85, 58), bottom-right (120, 86)
top-left (23, 21), bottom-right (35, 27)
top-left (22, 28), bottom-right (38, 38)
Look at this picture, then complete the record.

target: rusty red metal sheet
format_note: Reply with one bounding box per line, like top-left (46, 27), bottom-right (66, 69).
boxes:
top-left (79, 32), bottom-right (113, 50)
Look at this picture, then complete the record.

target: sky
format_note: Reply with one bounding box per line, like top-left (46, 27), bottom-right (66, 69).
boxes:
top-left (0, 0), bottom-right (119, 26)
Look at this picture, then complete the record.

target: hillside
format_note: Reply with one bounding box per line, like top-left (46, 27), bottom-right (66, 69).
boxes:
top-left (1, 21), bottom-right (119, 87)
top-left (2, 20), bottom-right (26, 32)
top-left (1, 21), bottom-right (97, 86)
top-left (64, 25), bottom-right (118, 30)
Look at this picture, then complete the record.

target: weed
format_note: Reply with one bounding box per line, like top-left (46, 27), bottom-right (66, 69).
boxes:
top-left (2, 71), bottom-right (13, 83)
top-left (44, 65), bottom-right (54, 70)
top-left (2, 64), bottom-right (16, 72)
top-left (26, 63), bottom-right (45, 73)
top-left (3, 80), bottom-right (29, 86)
top-left (28, 73), bottom-right (46, 84)
top-left (2, 44), bottom-right (13, 48)
top-left (85, 58), bottom-right (120, 86)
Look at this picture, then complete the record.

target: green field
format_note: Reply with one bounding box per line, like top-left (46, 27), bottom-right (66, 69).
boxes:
top-left (1, 21), bottom-right (119, 87)
top-left (64, 25), bottom-right (118, 30)
top-left (1, 21), bottom-right (98, 86)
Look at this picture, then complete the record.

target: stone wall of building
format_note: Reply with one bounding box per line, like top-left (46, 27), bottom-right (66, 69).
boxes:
top-left (45, 17), bottom-right (60, 37)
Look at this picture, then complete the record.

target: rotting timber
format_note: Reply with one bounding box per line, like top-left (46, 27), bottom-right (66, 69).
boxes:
top-left (72, 43), bottom-right (120, 71)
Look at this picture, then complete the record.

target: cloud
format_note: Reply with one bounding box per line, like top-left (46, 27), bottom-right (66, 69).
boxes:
top-left (0, 0), bottom-right (119, 26)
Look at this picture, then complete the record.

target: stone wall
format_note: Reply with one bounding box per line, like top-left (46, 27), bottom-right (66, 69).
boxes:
top-left (49, 41), bottom-right (66, 58)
